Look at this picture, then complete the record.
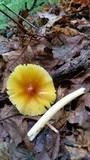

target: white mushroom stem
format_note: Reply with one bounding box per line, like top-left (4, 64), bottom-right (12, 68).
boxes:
top-left (27, 87), bottom-right (85, 141)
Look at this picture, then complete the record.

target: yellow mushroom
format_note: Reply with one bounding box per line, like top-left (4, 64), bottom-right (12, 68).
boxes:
top-left (6, 64), bottom-right (56, 116)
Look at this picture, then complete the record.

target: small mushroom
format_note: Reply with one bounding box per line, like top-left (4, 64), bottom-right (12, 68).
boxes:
top-left (6, 64), bottom-right (56, 116)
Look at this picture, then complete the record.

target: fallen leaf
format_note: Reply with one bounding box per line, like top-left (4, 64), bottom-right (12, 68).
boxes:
top-left (51, 134), bottom-right (60, 160)
top-left (85, 93), bottom-right (90, 109)
top-left (66, 146), bottom-right (90, 159)
top-left (0, 124), bottom-right (8, 141)
top-left (70, 0), bottom-right (89, 11)
top-left (0, 142), bottom-right (11, 160)
top-left (52, 25), bottom-right (79, 36)
top-left (8, 143), bottom-right (34, 160)
top-left (38, 11), bottom-right (61, 27)
top-left (34, 151), bottom-right (51, 160)
top-left (0, 105), bottom-right (28, 146)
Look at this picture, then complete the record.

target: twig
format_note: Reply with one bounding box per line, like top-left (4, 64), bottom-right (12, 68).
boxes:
top-left (6, 34), bottom-right (34, 71)
top-left (27, 87), bottom-right (85, 141)
top-left (47, 122), bottom-right (59, 133)
top-left (0, 9), bottom-right (27, 33)
top-left (0, 113), bottom-right (21, 122)
top-left (1, 3), bottom-right (36, 29)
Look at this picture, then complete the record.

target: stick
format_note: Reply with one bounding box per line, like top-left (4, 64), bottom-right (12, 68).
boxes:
top-left (47, 122), bottom-right (59, 133)
top-left (27, 87), bottom-right (85, 141)
top-left (1, 3), bottom-right (36, 29)
top-left (0, 9), bottom-right (27, 33)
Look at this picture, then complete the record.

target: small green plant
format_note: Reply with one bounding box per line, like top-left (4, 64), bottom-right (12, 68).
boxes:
top-left (0, 0), bottom-right (59, 30)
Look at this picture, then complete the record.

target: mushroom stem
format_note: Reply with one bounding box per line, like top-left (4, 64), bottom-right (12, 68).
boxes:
top-left (27, 87), bottom-right (85, 141)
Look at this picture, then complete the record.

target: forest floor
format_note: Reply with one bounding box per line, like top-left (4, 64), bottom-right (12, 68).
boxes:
top-left (0, 1), bottom-right (90, 159)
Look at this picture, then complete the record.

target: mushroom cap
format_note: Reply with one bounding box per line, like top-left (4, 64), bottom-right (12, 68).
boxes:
top-left (7, 64), bottom-right (56, 116)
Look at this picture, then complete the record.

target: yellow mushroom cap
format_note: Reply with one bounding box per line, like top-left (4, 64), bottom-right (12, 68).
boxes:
top-left (7, 64), bottom-right (56, 116)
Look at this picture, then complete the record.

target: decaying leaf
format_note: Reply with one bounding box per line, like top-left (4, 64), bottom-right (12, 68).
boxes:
top-left (52, 25), bottom-right (79, 36)
top-left (0, 105), bottom-right (28, 145)
top-left (66, 146), bottom-right (90, 159)
top-left (8, 143), bottom-right (34, 160)
top-left (0, 0), bottom-right (90, 159)
top-left (70, 0), bottom-right (89, 11)
top-left (0, 142), bottom-right (11, 160)
top-left (85, 93), bottom-right (90, 109)
top-left (34, 151), bottom-right (51, 160)
top-left (38, 10), bottom-right (66, 28)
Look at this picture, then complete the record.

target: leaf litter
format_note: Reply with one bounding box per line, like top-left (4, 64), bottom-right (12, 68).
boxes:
top-left (0, 0), bottom-right (90, 159)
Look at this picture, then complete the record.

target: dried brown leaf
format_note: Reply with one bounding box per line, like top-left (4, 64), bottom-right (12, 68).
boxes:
top-left (0, 105), bottom-right (28, 146)
top-left (85, 93), bottom-right (90, 109)
top-left (52, 26), bottom-right (79, 36)
top-left (34, 151), bottom-right (51, 160)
